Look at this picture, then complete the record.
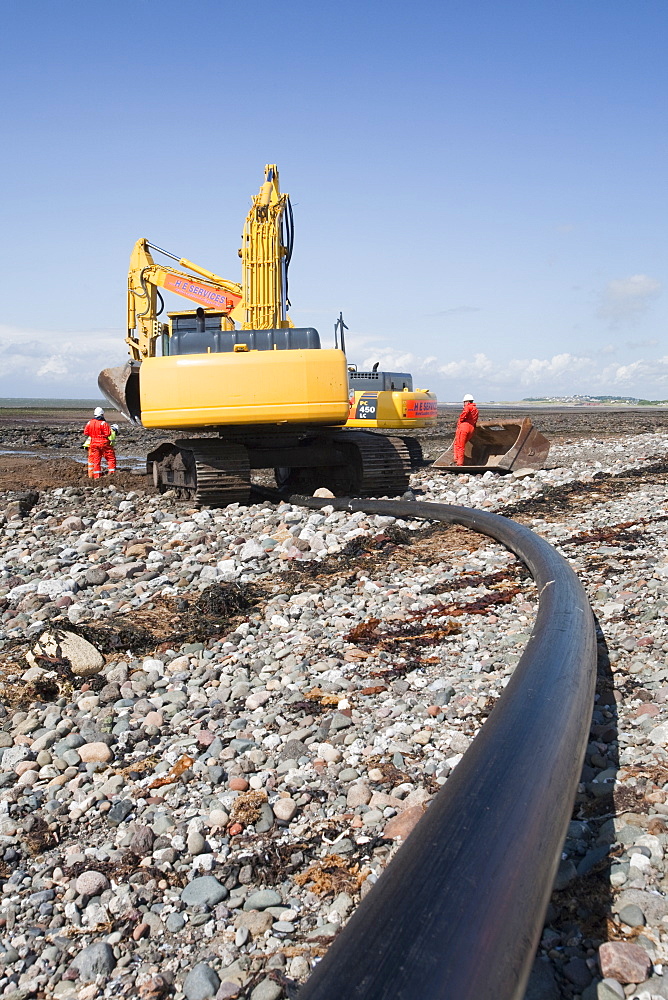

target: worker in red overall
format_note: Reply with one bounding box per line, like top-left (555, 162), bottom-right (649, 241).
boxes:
top-left (454, 393), bottom-right (479, 466)
top-left (83, 407), bottom-right (116, 479)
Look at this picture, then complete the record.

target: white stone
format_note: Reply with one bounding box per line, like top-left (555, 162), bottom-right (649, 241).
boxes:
top-left (246, 690), bottom-right (272, 711)
top-left (636, 835), bottom-right (664, 861)
top-left (649, 723), bottom-right (668, 746)
top-left (199, 565), bottom-right (219, 581)
top-left (26, 630), bottom-right (104, 677)
top-left (316, 743), bottom-right (342, 763)
top-left (208, 809), bottom-right (229, 827)
top-left (1, 746), bottom-right (30, 772)
top-left (7, 582), bottom-right (38, 600)
top-left (273, 798), bottom-right (298, 822)
top-left (142, 658), bottom-right (165, 674)
top-left (217, 560), bottom-right (241, 581)
top-left (37, 578), bottom-right (76, 598)
top-left (239, 540), bottom-right (267, 561)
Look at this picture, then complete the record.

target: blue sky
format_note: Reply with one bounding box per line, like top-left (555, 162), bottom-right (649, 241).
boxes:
top-left (0, 0), bottom-right (665, 401)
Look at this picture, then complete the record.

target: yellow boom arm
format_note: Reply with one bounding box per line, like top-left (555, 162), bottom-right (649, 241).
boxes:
top-left (240, 164), bottom-right (292, 330)
top-left (126, 239), bottom-right (244, 360)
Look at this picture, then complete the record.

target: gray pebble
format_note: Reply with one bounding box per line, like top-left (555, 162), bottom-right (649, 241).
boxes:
top-left (107, 799), bottom-right (134, 826)
top-left (618, 903), bottom-right (645, 927)
top-left (183, 962), bottom-right (221, 1000)
top-left (187, 830), bottom-right (206, 855)
top-left (244, 889), bottom-right (282, 911)
top-left (181, 876), bottom-right (229, 907)
top-left (74, 941), bottom-right (116, 981)
top-left (251, 979), bottom-right (283, 1000)
top-left (166, 912), bottom-right (186, 932)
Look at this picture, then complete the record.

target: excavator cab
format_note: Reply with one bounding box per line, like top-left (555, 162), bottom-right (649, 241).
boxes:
top-left (432, 418), bottom-right (550, 472)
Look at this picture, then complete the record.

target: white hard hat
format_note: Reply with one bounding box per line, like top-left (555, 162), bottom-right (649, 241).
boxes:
top-left (462, 393), bottom-right (475, 402)
top-left (111, 424), bottom-right (119, 431)
top-left (94, 406), bottom-right (104, 418)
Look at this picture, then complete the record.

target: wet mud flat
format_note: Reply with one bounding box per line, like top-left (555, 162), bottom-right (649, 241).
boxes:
top-left (1, 404), bottom-right (668, 494)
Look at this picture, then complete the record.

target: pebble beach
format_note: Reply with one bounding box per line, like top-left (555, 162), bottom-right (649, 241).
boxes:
top-left (1, 420), bottom-right (668, 999)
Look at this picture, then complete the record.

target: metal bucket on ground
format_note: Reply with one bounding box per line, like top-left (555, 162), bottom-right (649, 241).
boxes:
top-left (432, 417), bottom-right (550, 472)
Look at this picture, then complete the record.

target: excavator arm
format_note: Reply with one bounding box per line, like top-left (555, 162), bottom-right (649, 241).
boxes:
top-left (127, 239), bottom-right (244, 360)
top-left (101, 166), bottom-right (297, 421)
top-left (239, 164), bottom-right (293, 330)
top-left (127, 162), bottom-right (293, 359)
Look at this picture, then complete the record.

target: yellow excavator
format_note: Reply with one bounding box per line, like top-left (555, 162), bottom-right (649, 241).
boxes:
top-left (99, 165), bottom-right (438, 504)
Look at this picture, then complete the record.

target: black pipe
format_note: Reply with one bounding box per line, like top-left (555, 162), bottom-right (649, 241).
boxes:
top-left (291, 498), bottom-right (597, 1000)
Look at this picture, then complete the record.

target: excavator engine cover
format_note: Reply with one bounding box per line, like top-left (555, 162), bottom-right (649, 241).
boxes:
top-left (432, 417), bottom-right (550, 472)
top-left (137, 348), bottom-right (349, 429)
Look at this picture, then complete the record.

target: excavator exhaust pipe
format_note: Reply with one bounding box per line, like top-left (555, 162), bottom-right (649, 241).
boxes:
top-left (432, 417), bottom-right (550, 472)
top-left (98, 362), bottom-right (142, 424)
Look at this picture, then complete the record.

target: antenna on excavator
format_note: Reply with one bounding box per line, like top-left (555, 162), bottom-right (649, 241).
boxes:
top-left (334, 312), bottom-right (348, 355)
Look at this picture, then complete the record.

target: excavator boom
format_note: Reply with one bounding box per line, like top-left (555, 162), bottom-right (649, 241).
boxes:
top-left (240, 164), bottom-right (292, 330)
top-left (125, 239), bottom-right (243, 360)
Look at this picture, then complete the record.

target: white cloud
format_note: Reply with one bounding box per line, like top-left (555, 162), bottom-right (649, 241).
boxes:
top-left (352, 341), bottom-right (668, 399)
top-left (599, 274), bottom-right (662, 325)
top-left (435, 353), bottom-right (497, 379)
top-left (360, 350), bottom-right (419, 372)
top-left (361, 349), bottom-right (594, 387)
top-left (36, 356), bottom-right (69, 378)
top-left (0, 324), bottom-right (125, 394)
top-left (602, 357), bottom-right (668, 388)
top-left (505, 353), bottom-right (594, 385)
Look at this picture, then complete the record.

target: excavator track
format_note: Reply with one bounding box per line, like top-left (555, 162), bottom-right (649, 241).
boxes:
top-left (332, 430), bottom-right (412, 497)
top-left (273, 431), bottom-right (412, 498)
top-left (148, 439), bottom-right (251, 506)
top-left (149, 431), bottom-right (410, 507)
top-left (175, 439), bottom-right (251, 507)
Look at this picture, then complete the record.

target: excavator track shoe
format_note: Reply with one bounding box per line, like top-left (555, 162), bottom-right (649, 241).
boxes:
top-left (147, 440), bottom-right (251, 506)
top-left (335, 431), bottom-right (412, 497)
top-left (176, 439), bottom-right (251, 507)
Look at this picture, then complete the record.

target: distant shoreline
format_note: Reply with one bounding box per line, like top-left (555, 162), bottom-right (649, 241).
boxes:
top-left (2, 397), bottom-right (668, 414)
top-left (0, 397), bottom-right (106, 409)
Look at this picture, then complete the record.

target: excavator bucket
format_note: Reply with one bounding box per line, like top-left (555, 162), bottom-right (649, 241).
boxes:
top-left (98, 362), bottom-right (142, 424)
top-left (432, 417), bottom-right (550, 472)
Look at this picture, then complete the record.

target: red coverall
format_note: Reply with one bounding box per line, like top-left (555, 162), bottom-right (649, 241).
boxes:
top-left (83, 418), bottom-right (116, 478)
top-left (453, 401), bottom-right (479, 466)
